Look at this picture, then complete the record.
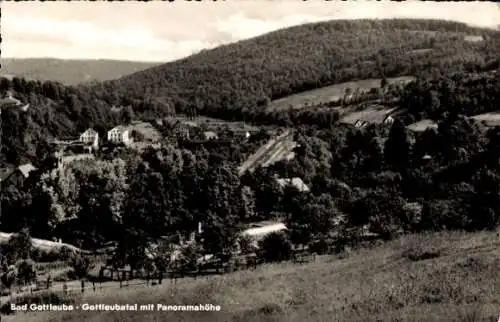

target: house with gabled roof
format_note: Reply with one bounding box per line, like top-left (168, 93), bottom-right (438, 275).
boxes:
top-left (107, 125), bottom-right (132, 145)
top-left (79, 128), bottom-right (99, 149)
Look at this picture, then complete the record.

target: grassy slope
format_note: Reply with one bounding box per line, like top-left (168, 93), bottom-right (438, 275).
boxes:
top-left (267, 76), bottom-right (414, 111)
top-left (1, 58), bottom-right (160, 85)
top-left (8, 231), bottom-right (500, 322)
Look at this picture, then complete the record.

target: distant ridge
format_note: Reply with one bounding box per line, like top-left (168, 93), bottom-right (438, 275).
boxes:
top-left (1, 58), bottom-right (161, 85)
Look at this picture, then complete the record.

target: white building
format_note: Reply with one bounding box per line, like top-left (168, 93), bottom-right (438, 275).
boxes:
top-left (79, 128), bottom-right (99, 149)
top-left (107, 126), bottom-right (131, 145)
top-left (276, 177), bottom-right (310, 192)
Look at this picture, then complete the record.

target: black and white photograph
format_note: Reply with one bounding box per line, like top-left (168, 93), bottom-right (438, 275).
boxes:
top-left (1, 1), bottom-right (500, 321)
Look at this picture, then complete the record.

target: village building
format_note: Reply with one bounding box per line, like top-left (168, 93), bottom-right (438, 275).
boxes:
top-left (79, 128), bottom-right (99, 149)
top-left (203, 131), bottom-right (219, 140)
top-left (107, 126), bottom-right (132, 145)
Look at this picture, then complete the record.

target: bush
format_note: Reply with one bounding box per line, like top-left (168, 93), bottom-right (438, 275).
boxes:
top-left (0, 266), bottom-right (17, 289)
top-left (71, 254), bottom-right (90, 278)
top-left (309, 238), bottom-right (330, 255)
top-left (5, 229), bottom-right (32, 262)
top-left (238, 235), bottom-right (256, 255)
top-left (16, 259), bottom-right (37, 285)
top-left (258, 232), bottom-right (292, 263)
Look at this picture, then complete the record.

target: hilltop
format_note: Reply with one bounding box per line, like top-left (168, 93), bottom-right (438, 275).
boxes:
top-left (97, 19), bottom-right (500, 120)
top-left (1, 58), bottom-right (160, 86)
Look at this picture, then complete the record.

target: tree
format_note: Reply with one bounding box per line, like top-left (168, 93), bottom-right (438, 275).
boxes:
top-left (384, 119), bottom-right (411, 172)
top-left (5, 229), bottom-right (32, 263)
top-left (16, 259), bottom-right (36, 286)
top-left (259, 232), bottom-right (292, 263)
top-left (71, 254), bottom-right (91, 279)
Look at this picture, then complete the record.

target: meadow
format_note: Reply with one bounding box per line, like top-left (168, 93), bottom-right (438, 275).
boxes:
top-left (471, 112), bottom-right (500, 127)
top-left (266, 76), bottom-right (415, 111)
top-left (6, 230), bottom-right (500, 322)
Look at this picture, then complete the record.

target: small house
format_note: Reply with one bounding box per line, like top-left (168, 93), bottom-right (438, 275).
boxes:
top-left (203, 131), bottom-right (219, 140)
top-left (383, 115), bottom-right (395, 125)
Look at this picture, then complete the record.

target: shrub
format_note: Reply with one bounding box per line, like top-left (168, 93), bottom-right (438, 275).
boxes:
top-left (258, 232), bottom-right (292, 263)
top-left (309, 238), bottom-right (330, 255)
top-left (5, 229), bottom-right (32, 262)
top-left (238, 235), bottom-right (256, 255)
top-left (0, 265), bottom-right (17, 289)
top-left (16, 259), bottom-right (37, 285)
top-left (71, 254), bottom-right (91, 278)
top-left (402, 244), bottom-right (442, 262)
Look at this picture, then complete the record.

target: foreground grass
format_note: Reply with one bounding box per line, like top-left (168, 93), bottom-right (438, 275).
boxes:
top-left (5, 231), bottom-right (500, 322)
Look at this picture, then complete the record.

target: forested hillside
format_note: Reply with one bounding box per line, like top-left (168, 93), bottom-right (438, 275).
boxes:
top-left (1, 58), bottom-right (160, 85)
top-left (94, 19), bottom-right (500, 121)
top-left (1, 19), bottom-right (499, 166)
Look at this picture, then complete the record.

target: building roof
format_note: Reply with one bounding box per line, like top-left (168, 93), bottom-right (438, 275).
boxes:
top-left (242, 223), bottom-right (287, 238)
top-left (204, 131), bottom-right (218, 139)
top-left (18, 163), bottom-right (36, 178)
top-left (82, 128), bottom-right (98, 135)
top-left (109, 125), bottom-right (130, 133)
top-left (276, 177), bottom-right (310, 192)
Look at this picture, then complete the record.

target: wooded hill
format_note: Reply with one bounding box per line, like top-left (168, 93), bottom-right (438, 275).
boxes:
top-left (1, 19), bottom-right (499, 165)
top-left (93, 19), bottom-right (500, 120)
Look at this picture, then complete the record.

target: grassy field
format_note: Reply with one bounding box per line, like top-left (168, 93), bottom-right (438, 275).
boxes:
top-left (339, 105), bottom-right (399, 125)
top-left (166, 116), bottom-right (260, 132)
top-left (471, 112), bottom-right (500, 127)
top-left (129, 121), bottom-right (162, 142)
top-left (407, 119), bottom-right (439, 132)
top-left (7, 230), bottom-right (500, 322)
top-left (266, 76), bottom-right (415, 111)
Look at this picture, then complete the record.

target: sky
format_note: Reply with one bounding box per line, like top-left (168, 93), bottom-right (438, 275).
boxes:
top-left (2, 1), bottom-right (500, 63)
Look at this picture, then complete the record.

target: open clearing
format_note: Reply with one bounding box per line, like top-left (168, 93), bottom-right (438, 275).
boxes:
top-left (471, 112), bottom-right (500, 127)
top-left (165, 116), bottom-right (260, 132)
top-left (8, 230), bottom-right (500, 322)
top-left (129, 121), bottom-right (162, 142)
top-left (407, 119), bottom-right (439, 132)
top-left (339, 105), bottom-right (399, 125)
top-left (266, 76), bottom-right (415, 111)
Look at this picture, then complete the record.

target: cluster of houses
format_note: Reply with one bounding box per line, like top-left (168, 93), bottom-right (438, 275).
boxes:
top-left (78, 125), bottom-right (132, 149)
